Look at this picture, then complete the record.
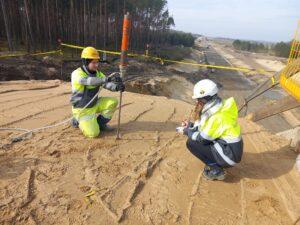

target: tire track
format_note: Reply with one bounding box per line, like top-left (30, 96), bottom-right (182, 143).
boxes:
top-left (187, 170), bottom-right (203, 225)
top-left (131, 100), bottom-right (155, 122)
top-left (0, 84), bottom-right (60, 94)
top-left (240, 178), bottom-right (247, 225)
top-left (132, 107), bottom-right (154, 122)
top-left (246, 128), bottom-right (297, 222)
top-left (0, 92), bottom-right (70, 113)
top-left (166, 107), bottom-right (176, 122)
top-left (0, 87), bottom-right (60, 99)
top-left (0, 103), bottom-right (70, 127)
top-left (0, 93), bottom-right (50, 104)
top-left (155, 106), bottom-right (176, 144)
top-left (96, 135), bottom-right (177, 223)
top-left (259, 131), bottom-right (300, 221)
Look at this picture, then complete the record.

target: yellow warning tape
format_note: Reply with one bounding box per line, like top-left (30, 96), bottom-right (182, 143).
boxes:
top-left (0, 50), bottom-right (62, 59)
top-left (132, 54), bottom-right (272, 75)
top-left (61, 42), bottom-right (272, 75)
top-left (61, 43), bottom-right (121, 56)
top-left (162, 58), bottom-right (253, 72)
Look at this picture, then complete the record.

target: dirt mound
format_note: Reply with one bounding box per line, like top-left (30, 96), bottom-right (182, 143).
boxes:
top-left (0, 81), bottom-right (299, 225)
top-left (126, 75), bottom-right (193, 103)
top-left (0, 56), bottom-right (170, 82)
top-left (0, 57), bottom-right (196, 104)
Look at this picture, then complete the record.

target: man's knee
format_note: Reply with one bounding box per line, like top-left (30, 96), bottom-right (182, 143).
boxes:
top-left (109, 97), bottom-right (118, 109)
top-left (83, 128), bottom-right (100, 138)
top-left (79, 120), bottom-right (100, 138)
top-left (100, 97), bottom-right (118, 119)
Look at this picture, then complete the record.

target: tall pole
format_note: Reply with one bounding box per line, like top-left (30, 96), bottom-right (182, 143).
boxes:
top-left (116, 12), bottom-right (131, 140)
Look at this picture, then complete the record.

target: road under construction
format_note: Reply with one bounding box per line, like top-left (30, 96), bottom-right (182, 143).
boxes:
top-left (0, 15), bottom-right (300, 225)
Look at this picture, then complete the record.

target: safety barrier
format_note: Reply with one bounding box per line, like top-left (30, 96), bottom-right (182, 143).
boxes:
top-left (60, 42), bottom-right (272, 75)
top-left (0, 42), bottom-right (274, 77)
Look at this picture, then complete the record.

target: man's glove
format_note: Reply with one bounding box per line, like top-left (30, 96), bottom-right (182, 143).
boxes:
top-left (107, 76), bottom-right (123, 83)
top-left (115, 83), bottom-right (125, 92)
top-left (107, 72), bottom-right (123, 83)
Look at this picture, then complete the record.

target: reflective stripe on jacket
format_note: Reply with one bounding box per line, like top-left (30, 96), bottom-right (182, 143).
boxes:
top-left (187, 97), bottom-right (243, 166)
top-left (71, 67), bottom-right (105, 108)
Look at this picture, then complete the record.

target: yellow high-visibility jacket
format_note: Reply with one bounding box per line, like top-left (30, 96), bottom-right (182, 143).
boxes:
top-left (186, 97), bottom-right (243, 166)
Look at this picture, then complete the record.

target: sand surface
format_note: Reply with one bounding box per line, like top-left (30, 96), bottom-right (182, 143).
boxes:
top-left (0, 81), bottom-right (299, 225)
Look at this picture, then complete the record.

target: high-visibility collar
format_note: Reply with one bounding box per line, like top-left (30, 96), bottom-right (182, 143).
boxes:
top-left (81, 65), bottom-right (97, 77)
top-left (197, 97), bottom-right (223, 127)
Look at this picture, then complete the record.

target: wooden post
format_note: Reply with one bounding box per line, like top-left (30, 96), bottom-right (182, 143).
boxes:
top-left (116, 12), bottom-right (131, 140)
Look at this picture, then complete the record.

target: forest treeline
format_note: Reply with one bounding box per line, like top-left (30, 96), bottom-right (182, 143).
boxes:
top-left (0, 0), bottom-right (195, 53)
top-left (232, 39), bottom-right (292, 58)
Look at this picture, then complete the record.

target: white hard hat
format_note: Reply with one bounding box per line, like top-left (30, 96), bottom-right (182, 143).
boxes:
top-left (192, 79), bottom-right (218, 99)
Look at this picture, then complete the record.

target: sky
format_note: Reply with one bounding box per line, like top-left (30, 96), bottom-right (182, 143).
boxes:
top-left (167, 0), bottom-right (300, 42)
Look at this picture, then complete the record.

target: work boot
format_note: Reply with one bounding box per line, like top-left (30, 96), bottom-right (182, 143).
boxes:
top-left (100, 124), bottom-right (115, 132)
top-left (203, 163), bottom-right (217, 174)
top-left (71, 117), bottom-right (79, 128)
top-left (203, 166), bottom-right (226, 181)
top-left (203, 165), bottom-right (211, 174)
top-left (97, 115), bottom-right (114, 132)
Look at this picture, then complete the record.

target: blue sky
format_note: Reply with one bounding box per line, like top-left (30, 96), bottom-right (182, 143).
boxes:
top-left (167, 0), bottom-right (300, 42)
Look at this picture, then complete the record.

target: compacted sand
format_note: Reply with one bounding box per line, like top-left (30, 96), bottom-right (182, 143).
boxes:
top-left (0, 80), bottom-right (299, 225)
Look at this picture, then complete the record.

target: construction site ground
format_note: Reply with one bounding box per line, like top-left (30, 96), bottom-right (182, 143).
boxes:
top-left (1, 39), bottom-right (300, 225)
top-left (0, 80), bottom-right (300, 225)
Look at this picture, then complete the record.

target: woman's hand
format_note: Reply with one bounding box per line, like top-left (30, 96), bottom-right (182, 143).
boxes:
top-left (176, 126), bottom-right (185, 134)
top-left (181, 120), bottom-right (188, 128)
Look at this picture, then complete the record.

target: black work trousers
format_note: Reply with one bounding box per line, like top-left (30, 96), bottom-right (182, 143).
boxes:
top-left (186, 138), bottom-right (218, 166)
